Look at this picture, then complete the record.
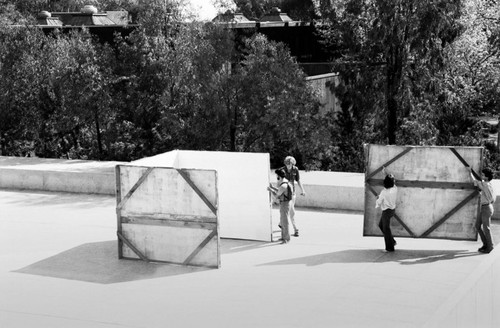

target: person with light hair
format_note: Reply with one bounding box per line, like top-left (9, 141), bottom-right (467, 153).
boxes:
top-left (279, 156), bottom-right (306, 237)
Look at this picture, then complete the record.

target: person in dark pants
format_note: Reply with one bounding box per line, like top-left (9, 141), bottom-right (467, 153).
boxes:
top-left (468, 167), bottom-right (496, 254)
top-left (376, 168), bottom-right (398, 252)
top-left (268, 169), bottom-right (293, 244)
top-left (279, 156), bottom-right (306, 237)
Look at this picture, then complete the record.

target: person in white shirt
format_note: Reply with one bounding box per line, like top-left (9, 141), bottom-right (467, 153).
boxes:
top-left (468, 167), bottom-right (496, 254)
top-left (376, 168), bottom-right (398, 252)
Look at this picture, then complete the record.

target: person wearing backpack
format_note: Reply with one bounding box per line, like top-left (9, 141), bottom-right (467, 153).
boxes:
top-left (268, 168), bottom-right (293, 244)
top-left (280, 156), bottom-right (306, 237)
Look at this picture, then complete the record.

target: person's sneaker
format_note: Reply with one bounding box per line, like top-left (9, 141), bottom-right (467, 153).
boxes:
top-left (293, 231), bottom-right (299, 237)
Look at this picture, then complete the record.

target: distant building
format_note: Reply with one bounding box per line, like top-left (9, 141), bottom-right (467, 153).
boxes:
top-left (36, 5), bottom-right (137, 43)
top-left (213, 7), bottom-right (331, 76)
top-left (214, 8), bottom-right (339, 115)
top-left (35, 5), bottom-right (339, 115)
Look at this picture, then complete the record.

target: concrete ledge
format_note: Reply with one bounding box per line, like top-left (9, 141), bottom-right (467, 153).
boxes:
top-left (0, 156), bottom-right (123, 195)
top-left (1, 156), bottom-right (499, 218)
top-left (293, 171), bottom-right (364, 212)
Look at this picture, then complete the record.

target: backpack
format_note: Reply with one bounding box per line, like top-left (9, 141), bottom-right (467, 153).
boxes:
top-left (280, 181), bottom-right (293, 201)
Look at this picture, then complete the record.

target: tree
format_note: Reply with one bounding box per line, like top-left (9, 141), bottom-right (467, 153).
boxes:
top-left (0, 26), bottom-right (46, 156)
top-left (234, 34), bottom-right (326, 167)
top-left (36, 30), bottom-right (114, 159)
top-left (317, 0), bottom-right (464, 144)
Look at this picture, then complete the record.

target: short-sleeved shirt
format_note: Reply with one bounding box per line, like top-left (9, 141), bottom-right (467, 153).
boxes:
top-left (478, 181), bottom-right (495, 205)
top-left (280, 165), bottom-right (300, 192)
top-left (375, 186), bottom-right (398, 211)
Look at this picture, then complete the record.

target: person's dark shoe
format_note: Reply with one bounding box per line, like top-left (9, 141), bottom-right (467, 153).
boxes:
top-left (278, 224), bottom-right (282, 229)
top-left (478, 246), bottom-right (486, 252)
top-left (382, 249), bottom-right (394, 253)
top-left (293, 231), bottom-right (299, 237)
top-left (479, 247), bottom-right (493, 254)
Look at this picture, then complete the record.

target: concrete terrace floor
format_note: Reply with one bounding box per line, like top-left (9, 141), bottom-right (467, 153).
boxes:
top-left (1, 189), bottom-right (499, 328)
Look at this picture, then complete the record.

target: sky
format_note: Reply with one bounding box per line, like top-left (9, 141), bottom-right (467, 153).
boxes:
top-left (189, 0), bottom-right (219, 21)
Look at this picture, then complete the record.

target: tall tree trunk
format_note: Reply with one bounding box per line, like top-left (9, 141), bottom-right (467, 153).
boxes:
top-left (386, 42), bottom-right (404, 145)
top-left (229, 105), bottom-right (237, 151)
top-left (94, 110), bottom-right (103, 158)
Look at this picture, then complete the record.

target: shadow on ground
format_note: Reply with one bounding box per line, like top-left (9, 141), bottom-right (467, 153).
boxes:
top-left (13, 238), bottom-right (281, 284)
top-left (258, 248), bottom-right (484, 267)
top-left (13, 241), bottom-right (211, 284)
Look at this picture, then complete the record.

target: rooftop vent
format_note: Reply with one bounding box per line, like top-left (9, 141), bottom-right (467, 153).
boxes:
top-left (38, 11), bottom-right (51, 19)
top-left (259, 7), bottom-right (293, 22)
top-left (81, 5), bottom-right (98, 14)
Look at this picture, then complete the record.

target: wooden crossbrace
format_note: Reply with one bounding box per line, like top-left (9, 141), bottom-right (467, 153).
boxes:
top-left (117, 231), bottom-right (149, 262)
top-left (366, 183), bottom-right (416, 237)
top-left (420, 190), bottom-right (479, 238)
top-left (176, 169), bottom-right (217, 215)
top-left (366, 179), bottom-right (474, 190)
top-left (117, 167), bottom-right (154, 210)
top-left (183, 229), bottom-right (217, 266)
top-left (365, 147), bottom-right (412, 181)
top-left (449, 148), bottom-right (481, 180)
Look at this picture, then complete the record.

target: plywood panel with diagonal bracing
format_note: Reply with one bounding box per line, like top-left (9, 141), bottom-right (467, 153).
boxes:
top-left (364, 144), bottom-right (483, 241)
top-left (116, 165), bottom-right (219, 268)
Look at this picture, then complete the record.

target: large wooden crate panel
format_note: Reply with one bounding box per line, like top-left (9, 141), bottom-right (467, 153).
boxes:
top-left (364, 145), bottom-right (483, 241)
top-left (116, 165), bottom-right (219, 268)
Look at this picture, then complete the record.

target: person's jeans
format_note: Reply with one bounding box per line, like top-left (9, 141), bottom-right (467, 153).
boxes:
top-left (379, 209), bottom-right (396, 251)
top-left (290, 193), bottom-right (298, 232)
top-left (280, 201), bottom-right (291, 241)
top-left (477, 204), bottom-right (494, 250)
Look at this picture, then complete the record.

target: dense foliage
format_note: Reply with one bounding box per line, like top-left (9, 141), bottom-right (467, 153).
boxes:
top-left (312, 0), bottom-right (500, 171)
top-left (0, 0), bottom-right (325, 169)
top-left (1, 0), bottom-right (500, 172)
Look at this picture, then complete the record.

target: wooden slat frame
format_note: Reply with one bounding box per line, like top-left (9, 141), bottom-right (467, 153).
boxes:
top-left (116, 165), bottom-right (123, 258)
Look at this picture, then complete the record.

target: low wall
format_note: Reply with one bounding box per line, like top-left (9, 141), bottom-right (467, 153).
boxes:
top-left (282, 171), bottom-right (365, 212)
top-left (1, 156), bottom-right (499, 218)
top-left (0, 156), bottom-right (121, 195)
